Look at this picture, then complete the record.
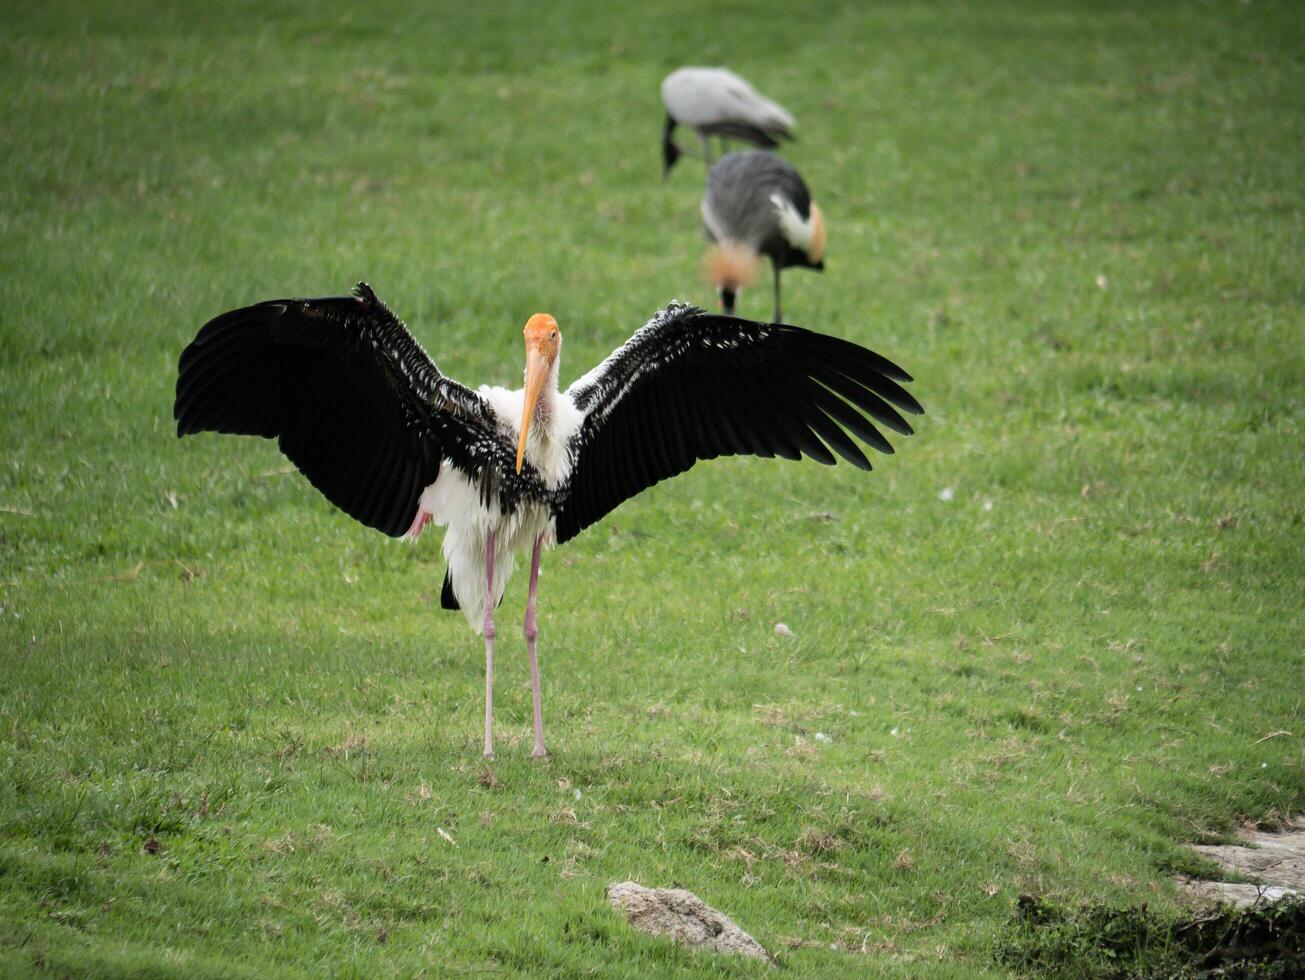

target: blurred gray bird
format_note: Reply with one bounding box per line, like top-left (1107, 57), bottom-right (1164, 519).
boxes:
top-left (701, 150), bottom-right (825, 323)
top-left (661, 67), bottom-right (796, 176)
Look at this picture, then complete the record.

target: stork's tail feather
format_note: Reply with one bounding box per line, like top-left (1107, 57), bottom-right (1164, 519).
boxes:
top-left (440, 569), bottom-right (460, 610)
top-left (439, 567), bottom-right (506, 613)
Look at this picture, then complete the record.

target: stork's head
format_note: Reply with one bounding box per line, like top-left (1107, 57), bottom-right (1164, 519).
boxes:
top-left (517, 313), bottom-right (561, 473)
top-left (523, 312), bottom-right (560, 360)
top-left (703, 241), bottom-right (760, 316)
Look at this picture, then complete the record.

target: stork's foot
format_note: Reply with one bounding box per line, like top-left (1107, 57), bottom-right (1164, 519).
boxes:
top-left (531, 745), bottom-right (549, 760)
top-left (483, 750), bottom-right (495, 760)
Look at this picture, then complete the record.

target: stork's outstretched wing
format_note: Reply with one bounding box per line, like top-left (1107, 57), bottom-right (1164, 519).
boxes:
top-left (174, 283), bottom-right (495, 536)
top-left (555, 303), bottom-right (923, 543)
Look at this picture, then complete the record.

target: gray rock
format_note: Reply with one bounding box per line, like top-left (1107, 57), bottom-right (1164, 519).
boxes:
top-left (605, 880), bottom-right (770, 962)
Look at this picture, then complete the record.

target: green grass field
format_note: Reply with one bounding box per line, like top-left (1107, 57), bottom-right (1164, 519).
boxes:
top-left (3, 1), bottom-right (1304, 975)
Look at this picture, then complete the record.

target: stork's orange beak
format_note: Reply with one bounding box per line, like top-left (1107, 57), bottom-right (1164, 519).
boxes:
top-left (516, 314), bottom-right (560, 474)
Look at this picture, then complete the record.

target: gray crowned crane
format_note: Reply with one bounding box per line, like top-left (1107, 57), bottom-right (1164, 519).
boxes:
top-left (661, 66), bottom-right (796, 176)
top-left (174, 284), bottom-right (921, 758)
top-left (702, 149), bottom-right (825, 323)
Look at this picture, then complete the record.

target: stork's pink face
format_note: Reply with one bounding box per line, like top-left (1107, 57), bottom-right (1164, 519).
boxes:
top-left (516, 314), bottom-right (561, 474)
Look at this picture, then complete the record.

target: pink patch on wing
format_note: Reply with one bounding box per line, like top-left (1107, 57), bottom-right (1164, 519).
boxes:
top-left (404, 509), bottom-right (432, 541)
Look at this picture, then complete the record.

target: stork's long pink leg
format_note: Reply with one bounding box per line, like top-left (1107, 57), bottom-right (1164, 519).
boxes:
top-left (524, 533), bottom-right (547, 759)
top-left (482, 530), bottom-right (496, 759)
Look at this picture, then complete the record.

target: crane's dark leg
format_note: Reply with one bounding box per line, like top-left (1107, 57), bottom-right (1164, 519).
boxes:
top-left (482, 530), bottom-right (496, 759)
top-left (524, 533), bottom-right (547, 759)
top-left (720, 286), bottom-right (737, 316)
top-left (772, 265), bottom-right (783, 323)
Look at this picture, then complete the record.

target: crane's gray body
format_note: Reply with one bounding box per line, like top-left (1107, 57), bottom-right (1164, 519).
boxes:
top-left (660, 67), bottom-right (796, 174)
top-left (702, 150), bottom-right (816, 269)
top-left (700, 151), bottom-right (824, 321)
top-left (661, 67), bottom-right (795, 140)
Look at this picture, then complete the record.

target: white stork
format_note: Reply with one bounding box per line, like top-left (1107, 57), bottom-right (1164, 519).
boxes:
top-left (702, 150), bottom-right (825, 323)
top-left (174, 284), bottom-right (921, 759)
top-left (661, 67), bottom-right (796, 176)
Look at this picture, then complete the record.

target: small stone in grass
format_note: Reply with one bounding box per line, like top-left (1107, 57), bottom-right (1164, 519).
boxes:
top-left (606, 881), bottom-right (770, 961)
top-left (774, 623), bottom-right (793, 637)
top-left (938, 487), bottom-right (955, 502)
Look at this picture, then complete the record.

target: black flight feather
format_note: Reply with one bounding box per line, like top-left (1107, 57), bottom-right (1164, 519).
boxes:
top-left (174, 283), bottom-right (510, 537)
top-left (556, 303), bottom-right (922, 543)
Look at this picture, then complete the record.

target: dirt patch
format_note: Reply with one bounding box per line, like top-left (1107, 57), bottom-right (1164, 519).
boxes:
top-left (1181, 816), bottom-right (1305, 909)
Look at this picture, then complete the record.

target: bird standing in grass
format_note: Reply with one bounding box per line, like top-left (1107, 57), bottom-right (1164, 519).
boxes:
top-left (174, 284), bottom-right (919, 758)
top-left (661, 67), bottom-right (796, 176)
top-left (701, 150), bottom-right (826, 322)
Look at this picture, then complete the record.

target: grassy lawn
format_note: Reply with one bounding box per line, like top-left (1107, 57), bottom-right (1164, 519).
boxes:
top-left (2, 0), bottom-right (1303, 975)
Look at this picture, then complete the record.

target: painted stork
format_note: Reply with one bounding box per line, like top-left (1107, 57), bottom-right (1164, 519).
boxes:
top-left (661, 67), bottom-right (796, 176)
top-left (174, 284), bottom-right (920, 758)
top-left (702, 150), bottom-right (825, 323)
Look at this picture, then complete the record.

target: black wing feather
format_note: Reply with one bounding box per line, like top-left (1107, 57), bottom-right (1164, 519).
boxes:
top-left (174, 282), bottom-right (495, 537)
top-left (698, 120), bottom-right (784, 149)
top-left (556, 304), bottom-right (922, 543)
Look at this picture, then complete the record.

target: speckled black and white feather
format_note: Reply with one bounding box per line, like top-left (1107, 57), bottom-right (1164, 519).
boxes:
top-left (554, 302), bottom-right (922, 543)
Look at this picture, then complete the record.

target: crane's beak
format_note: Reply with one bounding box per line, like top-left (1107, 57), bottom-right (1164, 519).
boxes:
top-left (516, 342), bottom-right (553, 474)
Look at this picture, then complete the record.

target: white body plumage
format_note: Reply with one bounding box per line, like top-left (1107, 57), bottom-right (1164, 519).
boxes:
top-left (417, 356), bottom-right (585, 631)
